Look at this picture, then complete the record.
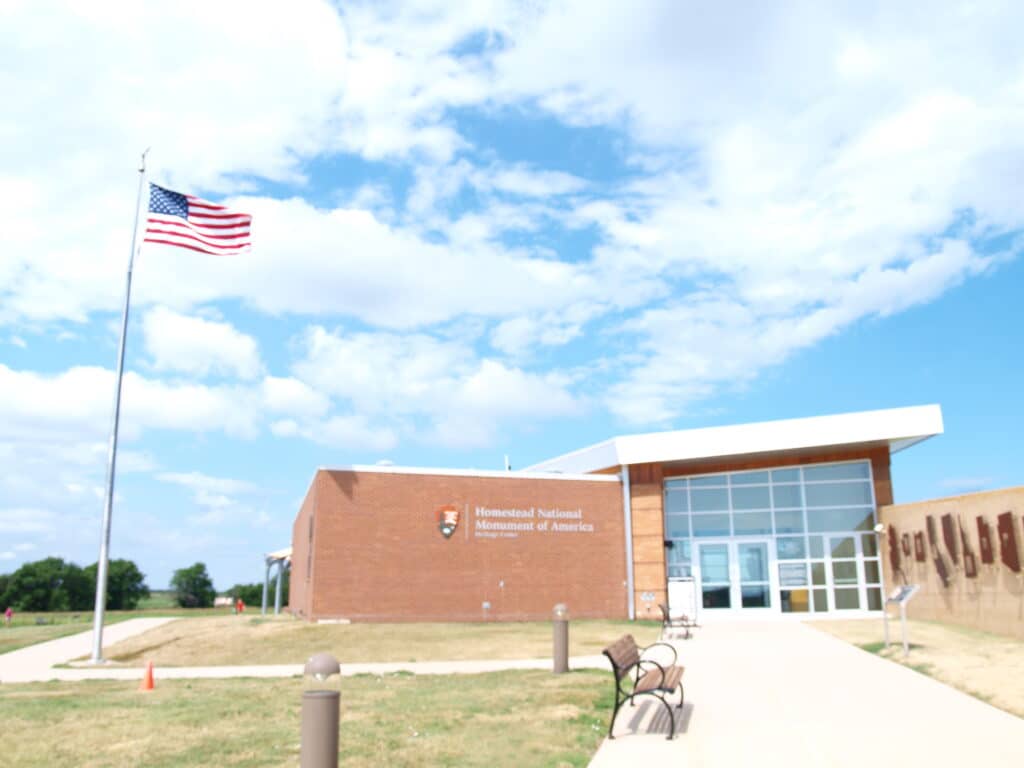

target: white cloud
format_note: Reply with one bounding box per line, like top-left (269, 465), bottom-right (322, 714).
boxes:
top-left (291, 325), bottom-right (580, 447)
top-left (0, 364), bottom-right (261, 445)
top-left (141, 307), bottom-right (263, 380)
top-left (260, 376), bottom-right (331, 419)
top-left (0, 509), bottom-right (57, 534)
top-left (156, 471), bottom-right (260, 498)
top-left (608, 239), bottom-right (992, 424)
top-left (9, 335), bottom-right (26, 348)
top-left (0, 0), bottom-right (1020, 452)
top-left (157, 471), bottom-right (267, 528)
top-left (273, 414), bottom-right (398, 453)
top-left (0, 1), bottom-right (351, 327)
top-left (0, 551), bottom-right (14, 560)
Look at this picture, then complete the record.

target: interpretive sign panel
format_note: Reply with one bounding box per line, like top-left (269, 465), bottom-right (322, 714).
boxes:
top-left (886, 584), bottom-right (919, 605)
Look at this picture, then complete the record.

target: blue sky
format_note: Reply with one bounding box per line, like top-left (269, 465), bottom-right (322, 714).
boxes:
top-left (1, 1), bottom-right (1022, 590)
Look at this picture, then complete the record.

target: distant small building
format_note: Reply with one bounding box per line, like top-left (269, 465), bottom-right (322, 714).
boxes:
top-left (213, 596), bottom-right (234, 608)
top-left (290, 405), bottom-right (944, 623)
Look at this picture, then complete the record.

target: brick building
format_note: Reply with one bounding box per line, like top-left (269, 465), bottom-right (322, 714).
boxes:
top-left (289, 405), bottom-right (943, 622)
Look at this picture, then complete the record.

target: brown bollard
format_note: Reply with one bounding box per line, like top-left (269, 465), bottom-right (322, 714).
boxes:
top-left (553, 603), bottom-right (569, 674)
top-left (301, 653), bottom-right (341, 768)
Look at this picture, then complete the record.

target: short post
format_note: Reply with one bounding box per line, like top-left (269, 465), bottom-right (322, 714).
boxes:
top-left (301, 652), bottom-right (341, 768)
top-left (900, 603), bottom-right (910, 658)
top-left (552, 603), bottom-right (569, 674)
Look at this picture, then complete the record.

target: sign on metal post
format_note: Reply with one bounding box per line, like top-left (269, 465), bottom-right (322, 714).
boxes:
top-left (883, 584), bottom-right (920, 658)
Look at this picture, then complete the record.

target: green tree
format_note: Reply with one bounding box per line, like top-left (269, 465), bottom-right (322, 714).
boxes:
top-left (0, 572), bottom-right (10, 609)
top-left (228, 571), bottom-right (288, 608)
top-left (85, 559), bottom-right (150, 610)
top-left (3, 558), bottom-right (93, 611)
top-left (170, 562), bottom-right (216, 608)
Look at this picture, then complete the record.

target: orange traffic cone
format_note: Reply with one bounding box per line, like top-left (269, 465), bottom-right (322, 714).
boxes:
top-left (139, 660), bottom-right (155, 692)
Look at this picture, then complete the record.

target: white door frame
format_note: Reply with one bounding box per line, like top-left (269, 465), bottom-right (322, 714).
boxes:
top-left (694, 538), bottom-right (779, 615)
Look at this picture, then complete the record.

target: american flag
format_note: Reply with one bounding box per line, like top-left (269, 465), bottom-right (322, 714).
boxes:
top-left (144, 183), bottom-right (252, 255)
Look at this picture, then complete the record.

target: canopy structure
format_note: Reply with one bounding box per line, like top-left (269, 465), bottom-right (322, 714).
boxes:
top-left (262, 546), bottom-right (292, 616)
top-left (526, 404), bottom-right (944, 474)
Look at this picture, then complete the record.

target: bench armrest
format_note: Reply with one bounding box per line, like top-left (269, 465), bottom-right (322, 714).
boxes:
top-left (636, 657), bottom-right (669, 687)
top-left (640, 641), bottom-right (678, 668)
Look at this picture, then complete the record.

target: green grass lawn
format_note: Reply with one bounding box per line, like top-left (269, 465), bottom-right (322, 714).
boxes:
top-left (0, 670), bottom-right (612, 767)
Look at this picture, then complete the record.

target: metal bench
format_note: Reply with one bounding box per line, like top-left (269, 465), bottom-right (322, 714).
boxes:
top-left (602, 633), bottom-right (685, 740)
top-left (658, 603), bottom-right (695, 639)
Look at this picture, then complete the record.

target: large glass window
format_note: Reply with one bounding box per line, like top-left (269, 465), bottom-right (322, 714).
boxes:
top-left (663, 459), bottom-right (882, 613)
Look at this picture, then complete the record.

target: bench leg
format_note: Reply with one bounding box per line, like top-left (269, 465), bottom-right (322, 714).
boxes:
top-left (608, 693), bottom-right (624, 740)
top-left (657, 693), bottom-right (676, 740)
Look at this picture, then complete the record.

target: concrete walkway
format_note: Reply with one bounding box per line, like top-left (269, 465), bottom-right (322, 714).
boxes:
top-left (0, 618), bottom-right (178, 683)
top-left (0, 618), bottom-right (606, 683)
top-left (588, 620), bottom-right (1024, 767)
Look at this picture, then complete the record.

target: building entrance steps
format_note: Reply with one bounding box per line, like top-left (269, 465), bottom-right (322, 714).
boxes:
top-left (588, 620), bottom-right (1024, 767)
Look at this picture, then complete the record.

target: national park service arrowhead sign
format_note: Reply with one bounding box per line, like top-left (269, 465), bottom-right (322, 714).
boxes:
top-left (437, 504), bottom-right (460, 539)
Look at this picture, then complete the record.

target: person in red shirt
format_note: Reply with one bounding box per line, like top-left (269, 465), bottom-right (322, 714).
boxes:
top-left (3, 606), bottom-right (12, 626)
top-left (236, 597), bottom-right (245, 614)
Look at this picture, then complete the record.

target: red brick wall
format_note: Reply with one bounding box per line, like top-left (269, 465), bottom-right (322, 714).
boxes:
top-left (287, 473), bottom-right (320, 619)
top-left (301, 470), bottom-right (627, 622)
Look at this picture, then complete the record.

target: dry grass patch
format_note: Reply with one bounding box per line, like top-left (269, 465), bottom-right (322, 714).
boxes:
top-left (0, 608), bottom-right (231, 656)
top-left (0, 670), bottom-right (611, 767)
top-left (811, 618), bottom-right (1024, 717)
top-left (99, 616), bottom-right (660, 667)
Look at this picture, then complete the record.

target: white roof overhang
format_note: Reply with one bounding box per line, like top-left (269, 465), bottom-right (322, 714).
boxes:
top-left (525, 404), bottom-right (943, 475)
top-left (266, 547), bottom-right (292, 563)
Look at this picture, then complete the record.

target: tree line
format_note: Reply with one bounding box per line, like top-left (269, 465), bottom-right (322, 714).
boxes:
top-left (0, 558), bottom-right (288, 611)
top-left (0, 557), bottom-right (149, 611)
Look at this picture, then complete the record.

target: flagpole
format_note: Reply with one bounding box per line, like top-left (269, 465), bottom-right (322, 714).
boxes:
top-left (90, 148), bottom-right (149, 664)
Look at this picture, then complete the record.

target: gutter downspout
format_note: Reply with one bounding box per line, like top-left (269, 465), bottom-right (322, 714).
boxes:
top-left (621, 465), bottom-right (635, 620)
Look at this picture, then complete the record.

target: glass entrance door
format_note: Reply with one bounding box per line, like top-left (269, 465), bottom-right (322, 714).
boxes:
top-left (697, 540), bottom-right (773, 611)
top-left (699, 543), bottom-right (732, 608)
top-left (737, 542), bottom-right (771, 608)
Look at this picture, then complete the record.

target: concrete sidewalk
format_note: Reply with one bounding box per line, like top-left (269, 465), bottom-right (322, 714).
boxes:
top-left (588, 621), bottom-right (1024, 767)
top-left (0, 618), bottom-right (178, 683)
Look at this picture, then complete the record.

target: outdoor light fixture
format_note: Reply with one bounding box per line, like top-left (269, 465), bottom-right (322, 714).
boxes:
top-left (305, 652), bottom-right (341, 682)
top-left (874, 523), bottom-right (885, 534)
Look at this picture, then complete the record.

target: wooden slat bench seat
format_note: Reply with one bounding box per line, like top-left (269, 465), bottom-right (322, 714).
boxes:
top-left (602, 633), bottom-right (685, 740)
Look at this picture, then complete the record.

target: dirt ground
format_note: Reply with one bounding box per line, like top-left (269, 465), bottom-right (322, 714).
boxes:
top-left (811, 618), bottom-right (1024, 718)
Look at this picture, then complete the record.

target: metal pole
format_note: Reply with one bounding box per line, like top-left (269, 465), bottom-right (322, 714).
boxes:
top-left (91, 149), bottom-right (149, 664)
top-left (262, 559), bottom-right (271, 616)
top-left (901, 603), bottom-right (909, 658)
top-left (620, 466), bottom-right (635, 620)
top-left (274, 559), bottom-right (284, 615)
top-left (300, 690), bottom-right (340, 768)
